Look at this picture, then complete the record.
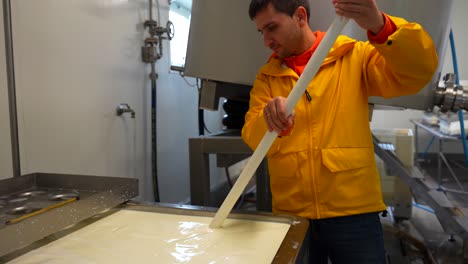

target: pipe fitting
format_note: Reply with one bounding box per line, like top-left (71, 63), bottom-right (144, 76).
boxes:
top-left (433, 73), bottom-right (467, 112)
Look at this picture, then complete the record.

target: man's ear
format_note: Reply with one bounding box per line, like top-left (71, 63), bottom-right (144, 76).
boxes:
top-left (294, 6), bottom-right (308, 25)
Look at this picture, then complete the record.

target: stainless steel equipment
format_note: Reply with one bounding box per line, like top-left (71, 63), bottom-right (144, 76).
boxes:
top-left (0, 172), bottom-right (138, 258)
top-left (185, 0), bottom-right (455, 111)
top-left (189, 130), bottom-right (272, 211)
top-left (434, 73), bottom-right (468, 113)
top-left (373, 136), bottom-right (468, 260)
top-left (0, 202), bottom-right (309, 263)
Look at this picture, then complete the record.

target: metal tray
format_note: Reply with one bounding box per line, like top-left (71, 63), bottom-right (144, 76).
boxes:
top-left (0, 202), bottom-right (309, 264)
top-left (0, 172), bottom-right (138, 258)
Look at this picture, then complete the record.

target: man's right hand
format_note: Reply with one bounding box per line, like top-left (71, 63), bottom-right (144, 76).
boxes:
top-left (263, 96), bottom-right (295, 134)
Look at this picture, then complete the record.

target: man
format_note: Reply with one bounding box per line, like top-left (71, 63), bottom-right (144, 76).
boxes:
top-left (242, 0), bottom-right (437, 263)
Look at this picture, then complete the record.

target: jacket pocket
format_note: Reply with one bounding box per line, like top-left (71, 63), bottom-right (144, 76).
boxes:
top-left (319, 147), bottom-right (383, 212)
top-left (321, 147), bottom-right (374, 172)
top-left (268, 151), bottom-right (308, 214)
top-left (268, 151), bottom-right (300, 178)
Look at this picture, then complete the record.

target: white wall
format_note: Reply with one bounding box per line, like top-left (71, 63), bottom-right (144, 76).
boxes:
top-left (370, 0), bottom-right (468, 154)
top-left (10, 0), bottom-right (153, 200)
top-left (0, 0), bottom-right (223, 203)
top-left (0, 2), bottom-right (14, 180)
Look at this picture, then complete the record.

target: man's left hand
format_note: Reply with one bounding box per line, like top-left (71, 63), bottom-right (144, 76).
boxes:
top-left (332, 0), bottom-right (384, 34)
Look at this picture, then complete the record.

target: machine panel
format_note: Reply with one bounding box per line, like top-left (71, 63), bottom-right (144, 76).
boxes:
top-left (185, 0), bottom-right (455, 110)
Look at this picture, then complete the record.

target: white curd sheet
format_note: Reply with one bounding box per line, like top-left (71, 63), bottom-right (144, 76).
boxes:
top-left (8, 210), bottom-right (291, 264)
top-left (439, 120), bottom-right (468, 136)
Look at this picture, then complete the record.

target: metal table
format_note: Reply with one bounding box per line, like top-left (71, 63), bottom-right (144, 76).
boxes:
top-left (189, 130), bottom-right (272, 212)
top-left (411, 119), bottom-right (466, 192)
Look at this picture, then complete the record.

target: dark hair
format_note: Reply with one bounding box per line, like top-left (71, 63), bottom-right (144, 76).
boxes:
top-left (249, 0), bottom-right (310, 21)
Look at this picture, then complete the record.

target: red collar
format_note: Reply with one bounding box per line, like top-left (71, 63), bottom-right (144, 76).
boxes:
top-left (269, 31), bottom-right (326, 75)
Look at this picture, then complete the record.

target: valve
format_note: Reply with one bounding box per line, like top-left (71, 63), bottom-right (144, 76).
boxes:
top-left (155, 21), bottom-right (175, 40)
top-left (144, 20), bottom-right (158, 37)
top-left (141, 20), bottom-right (174, 63)
top-left (166, 21), bottom-right (175, 40)
top-left (142, 37), bottom-right (160, 63)
top-left (434, 73), bottom-right (468, 112)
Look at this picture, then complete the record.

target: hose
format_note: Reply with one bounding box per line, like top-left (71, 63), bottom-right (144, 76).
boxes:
top-left (449, 29), bottom-right (468, 167)
top-left (413, 202), bottom-right (435, 214)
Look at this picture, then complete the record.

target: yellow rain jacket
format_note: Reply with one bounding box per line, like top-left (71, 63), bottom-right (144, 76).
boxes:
top-left (241, 16), bottom-right (438, 219)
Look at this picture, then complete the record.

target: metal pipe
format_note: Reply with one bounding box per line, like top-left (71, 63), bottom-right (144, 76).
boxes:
top-left (3, 0), bottom-right (21, 177)
top-left (150, 62), bottom-right (159, 202)
top-left (149, 0), bottom-right (153, 21)
top-left (148, 0), bottom-right (161, 25)
top-left (155, 0), bottom-right (161, 26)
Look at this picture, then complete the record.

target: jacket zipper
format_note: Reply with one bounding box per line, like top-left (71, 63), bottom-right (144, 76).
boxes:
top-left (305, 90), bottom-right (312, 102)
top-left (304, 91), bottom-right (319, 218)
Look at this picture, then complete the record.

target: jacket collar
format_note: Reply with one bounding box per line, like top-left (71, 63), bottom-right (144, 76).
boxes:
top-left (259, 34), bottom-right (356, 78)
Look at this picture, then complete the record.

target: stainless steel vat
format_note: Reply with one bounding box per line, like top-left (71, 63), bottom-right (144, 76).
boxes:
top-left (0, 173), bottom-right (138, 258)
top-left (0, 203), bottom-right (309, 263)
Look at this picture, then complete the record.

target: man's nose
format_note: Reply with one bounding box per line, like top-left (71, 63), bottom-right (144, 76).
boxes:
top-left (263, 35), bottom-right (273, 47)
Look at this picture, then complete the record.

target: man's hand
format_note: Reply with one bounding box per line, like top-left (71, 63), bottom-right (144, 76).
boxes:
top-left (264, 97), bottom-right (295, 134)
top-left (332, 0), bottom-right (384, 35)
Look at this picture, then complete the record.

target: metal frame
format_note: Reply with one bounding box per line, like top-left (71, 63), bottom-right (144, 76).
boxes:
top-left (0, 172), bottom-right (138, 257)
top-left (412, 119), bottom-right (466, 192)
top-left (189, 131), bottom-right (272, 212)
top-left (373, 135), bottom-right (468, 260)
top-left (2, 0), bottom-right (20, 177)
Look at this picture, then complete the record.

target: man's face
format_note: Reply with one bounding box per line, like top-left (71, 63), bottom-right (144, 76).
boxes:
top-left (254, 3), bottom-right (302, 58)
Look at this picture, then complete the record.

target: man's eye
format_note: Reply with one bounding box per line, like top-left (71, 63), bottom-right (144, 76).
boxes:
top-left (267, 25), bottom-right (277, 32)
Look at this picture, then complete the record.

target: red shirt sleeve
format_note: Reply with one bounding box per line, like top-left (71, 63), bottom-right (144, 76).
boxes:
top-left (367, 13), bottom-right (397, 44)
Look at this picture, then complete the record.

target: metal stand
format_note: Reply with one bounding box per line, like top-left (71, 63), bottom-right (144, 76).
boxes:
top-left (373, 135), bottom-right (468, 262)
top-left (411, 119), bottom-right (467, 194)
top-left (189, 131), bottom-right (272, 212)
